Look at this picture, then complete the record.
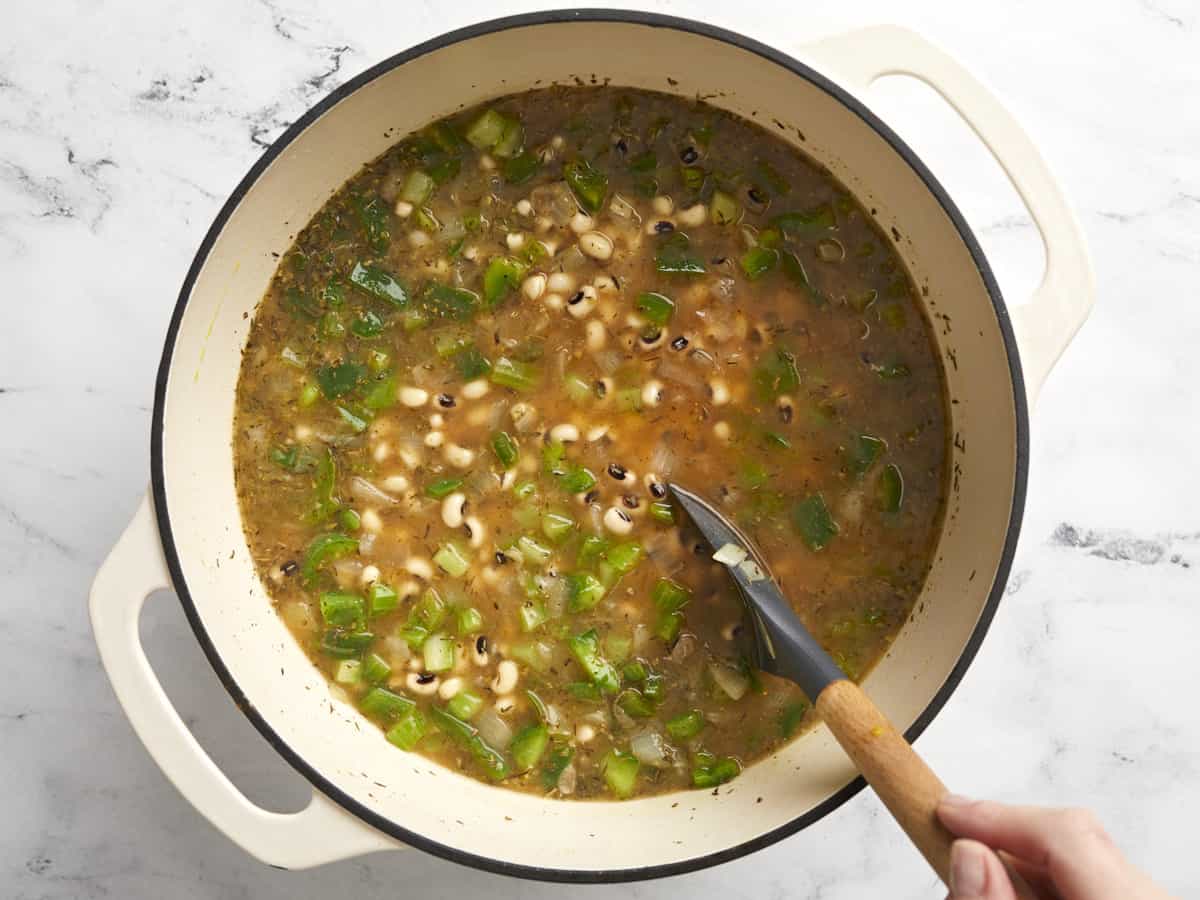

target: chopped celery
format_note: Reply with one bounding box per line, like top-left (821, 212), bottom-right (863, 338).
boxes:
top-left (483, 256), bottom-right (528, 306)
top-left (622, 660), bottom-right (648, 682)
top-left (878, 464), bottom-right (905, 512)
top-left (616, 689), bottom-right (654, 718)
top-left (298, 383), bottom-right (320, 407)
top-left (614, 387), bottom-right (642, 412)
top-left (642, 671), bottom-right (665, 702)
top-left (490, 431), bottom-right (520, 468)
top-left (846, 434), bottom-right (886, 477)
top-left (652, 578), bottom-right (691, 642)
top-left (490, 356), bottom-right (540, 392)
top-left (517, 535), bottom-right (553, 567)
top-left (366, 349), bottom-right (390, 373)
top-left (567, 629), bottom-right (620, 694)
top-left (519, 600), bottom-right (548, 632)
top-left (604, 633), bottom-right (632, 664)
top-left (781, 249), bottom-right (827, 305)
top-left (578, 534), bottom-right (610, 566)
top-left (318, 588), bottom-right (365, 625)
top-left (334, 659), bottom-right (362, 684)
top-left (456, 606), bottom-right (484, 634)
top-left (503, 151), bottom-right (540, 185)
top-left (385, 709), bottom-right (427, 750)
top-left (315, 362), bottom-right (366, 400)
top-left (752, 347), bottom-right (801, 402)
top-left (691, 751), bottom-right (741, 788)
top-left (510, 723), bottom-right (550, 771)
top-left (509, 639), bottom-right (552, 672)
top-left (362, 652), bottom-right (392, 684)
top-left (319, 310), bottom-right (345, 339)
top-left (541, 741), bottom-right (575, 789)
top-left (680, 165), bottom-right (706, 194)
top-left (513, 480), bottom-right (537, 500)
top-left (559, 465), bottom-right (597, 495)
top-left (397, 624), bottom-right (429, 650)
top-left (525, 689), bottom-right (549, 722)
top-left (320, 629), bottom-right (375, 659)
top-left (335, 405), bottom-right (368, 433)
top-left (740, 245), bottom-right (780, 280)
top-left (635, 291), bottom-right (675, 325)
top-left (434, 331), bottom-right (471, 358)
top-left (465, 108), bottom-right (508, 149)
top-left (792, 494), bottom-right (839, 551)
top-left (710, 190), bottom-right (740, 225)
top-left (423, 633), bottom-right (455, 672)
top-left (779, 701), bottom-right (808, 738)
top-left (337, 508), bottom-right (361, 532)
top-left (425, 477), bottom-right (464, 499)
top-left (563, 159), bottom-right (609, 213)
top-left (666, 709), bottom-right (706, 741)
top-left (362, 374), bottom-right (397, 411)
top-left (431, 706), bottom-right (509, 780)
top-left (542, 440), bottom-right (567, 476)
top-left (563, 372), bottom-right (593, 404)
top-left (420, 283), bottom-right (479, 321)
top-left (454, 345), bottom-right (493, 380)
top-left (600, 749), bottom-right (640, 799)
top-left (772, 203), bottom-right (836, 236)
top-left (541, 511), bottom-right (576, 544)
top-left (434, 542), bottom-right (470, 577)
top-left (349, 261), bottom-right (408, 307)
top-left (367, 582), bottom-right (399, 617)
top-left (410, 587), bottom-right (447, 631)
top-left (447, 689), bottom-right (484, 720)
top-left (649, 501), bottom-right (675, 524)
top-left (606, 541), bottom-right (644, 574)
top-left (566, 572), bottom-right (606, 613)
top-left (493, 117), bottom-right (524, 158)
top-left (629, 150), bottom-right (657, 172)
top-left (353, 194), bottom-right (390, 253)
top-left (512, 503), bottom-right (540, 531)
top-left (566, 681), bottom-right (601, 700)
top-left (305, 449), bottom-right (341, 524)
top-left (360, 687), bottom-right (415, 721)
top-left (655, 232), bottom-right (705, 274)
top-left (399, 170), bottom-right (435, 205)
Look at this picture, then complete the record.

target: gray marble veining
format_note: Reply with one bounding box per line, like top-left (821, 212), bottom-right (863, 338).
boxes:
top-left (2, 1), bottom-right (1196, 896)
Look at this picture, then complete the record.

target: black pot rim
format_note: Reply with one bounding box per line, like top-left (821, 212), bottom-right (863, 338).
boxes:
top-left (150, 8), bottom-right (1028, 884)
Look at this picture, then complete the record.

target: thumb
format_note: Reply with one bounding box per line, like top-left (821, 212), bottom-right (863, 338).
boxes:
top-left (949, 839), bottom-right (1018, 900)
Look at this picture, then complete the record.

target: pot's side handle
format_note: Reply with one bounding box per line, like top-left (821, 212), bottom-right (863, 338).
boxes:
top-left (89, 493), bottom-right (401, 869)
top-left (799, 26), bottom-right (1095, 406)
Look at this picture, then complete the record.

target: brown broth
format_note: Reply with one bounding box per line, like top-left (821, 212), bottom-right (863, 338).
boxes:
top-left (233, 86), bottom-right (947, 799)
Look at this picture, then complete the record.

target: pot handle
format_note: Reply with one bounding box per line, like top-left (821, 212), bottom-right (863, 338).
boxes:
top-left (88, 493), bottom-right (401, 869)
top-left (799, 26), bottom-right (1094, 405)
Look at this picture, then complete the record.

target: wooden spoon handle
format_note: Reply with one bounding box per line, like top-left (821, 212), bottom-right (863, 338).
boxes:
top-left (815, 680), bottom-right (1038, 898)
top-left (816, 679), bottom-right (955, 882)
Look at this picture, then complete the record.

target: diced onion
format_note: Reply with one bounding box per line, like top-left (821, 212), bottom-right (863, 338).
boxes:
top-left (709, 661), bottom-right (751, 701)
top-left (712, 543), bottom-right (748, 566)
top-left (476, 707), bottom-right (513, 750)
top-left (738, 559), bottom-right (766, 582)
top-left (630, 730), bottom-right (670, 767)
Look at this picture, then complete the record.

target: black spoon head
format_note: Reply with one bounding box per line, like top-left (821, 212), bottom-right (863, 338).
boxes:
top-left (667, 482), bottom-right (845, 700)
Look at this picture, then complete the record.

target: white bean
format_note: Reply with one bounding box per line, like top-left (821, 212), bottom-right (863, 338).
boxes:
top-left (438, 676), bottom-right (464, 700)
top-left (442, 492), bottom-right (467, 528)
top-left (586, 424), bottom-right (610, 442)
top-left (678, 203), bottom-right (707, 227)
top-left (408, 230), bottom-right (430, 248)
top-left (535, 215), bottom-right (554, 234)
top-left (709, 378), bottom-right (730, 405)
top-left (462, 379), bottom-right (489, 400)
top-left (547, 272), bottom-right (575, 294)
top-left (570, 211), bottom-right (595, 234)
top-left (603, 506), bottom-right (635, 535)
top-left (566, 285), bottom-right (597, 319)
top-left (361, 509), bottom-right (383, 533)
top-left (575, 723), bottom-right (596, 744)
top-left (713, 421), bottom-right (732, 441)
top-left (642, 379), bottom-right (664, 408)
top-left (444, 443), bottom-right (475, 468)
top-left (382, 474), bottom-right (410, 492)
top-left (399, 386), bottom-right (429, 408)
top-left (543, 292), bottom-right (565, 311)
top-left (405, 557), bottom-right (434, 581)
top-left (492, 659), bottom-right (519, 695)
top-left (393, 200), bottom-right (413, 218)
top-left (549, 423), bottom-right (580, 443)
top-left (471, 639), bottom-right (490, 667)
top-left (424, 431), bottom-right (444, 448)
top-left (360, 565), bottom-right (380, 585)
top-left (522, 273), bottom-right (547, 301)
top-left (652, 195), bottom-right (675, 216)
top-left (478, 153), bottom-right (496, 171)
top-left (515, 199), bottom-right (533, 216)
top-left (465, 515), bottom-right (486, 548)
top-left (372, 441), bottom-right (390, 463)
top-left (398, 445), bottom-right (423, 469)
top-left (406, 672), bottom-right (440, 695)
top-left (429, 413), bottom-right (444, 429)
top-left (496, 695), bottom-right (517, 714)
top-left (506, 231), bottom-right (526, 250)
top-left (579, 231), bottom-right (614, 261)
top-left (586, 319), bottom-right (607, 351)
top-left (593, 274), bottom-right (618, 294)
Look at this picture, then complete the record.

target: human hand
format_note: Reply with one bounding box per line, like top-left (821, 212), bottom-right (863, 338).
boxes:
top-left (936, 795), bottom-right (1174, 900)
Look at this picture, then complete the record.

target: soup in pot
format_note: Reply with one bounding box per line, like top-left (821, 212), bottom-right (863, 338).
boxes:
top-left (233, 86), bottom-right (947, 800)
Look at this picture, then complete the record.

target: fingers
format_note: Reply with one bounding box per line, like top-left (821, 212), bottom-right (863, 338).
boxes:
top-left (948, 840), bottom-right (1019, 900)
top-left (937, 796), bottom-right (1142, 900)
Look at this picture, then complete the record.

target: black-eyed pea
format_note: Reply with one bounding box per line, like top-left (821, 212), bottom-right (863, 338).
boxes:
top-left (579, 231), bottom-right (614, 261)
top-left (406, 672), bottom-right (440, 695)
top-left (441, 492), bottom-right (467, 528)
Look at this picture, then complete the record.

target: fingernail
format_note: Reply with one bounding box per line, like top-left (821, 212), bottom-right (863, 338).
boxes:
top-left (940, 793), bottom-right (974, 807)
top-left (950, 841), bottom-right (987, 895)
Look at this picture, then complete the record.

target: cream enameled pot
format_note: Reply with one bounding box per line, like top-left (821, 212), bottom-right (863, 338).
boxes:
top-left (88, 12), bottom-right (1093, 882)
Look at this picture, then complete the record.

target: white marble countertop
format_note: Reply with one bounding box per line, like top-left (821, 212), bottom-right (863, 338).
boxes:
top-left (2, 0), bottom-right (1197, 896)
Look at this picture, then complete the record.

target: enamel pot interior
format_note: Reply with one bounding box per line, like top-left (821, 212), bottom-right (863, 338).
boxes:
top-left (153, 12), bottom-right (1025, 881)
